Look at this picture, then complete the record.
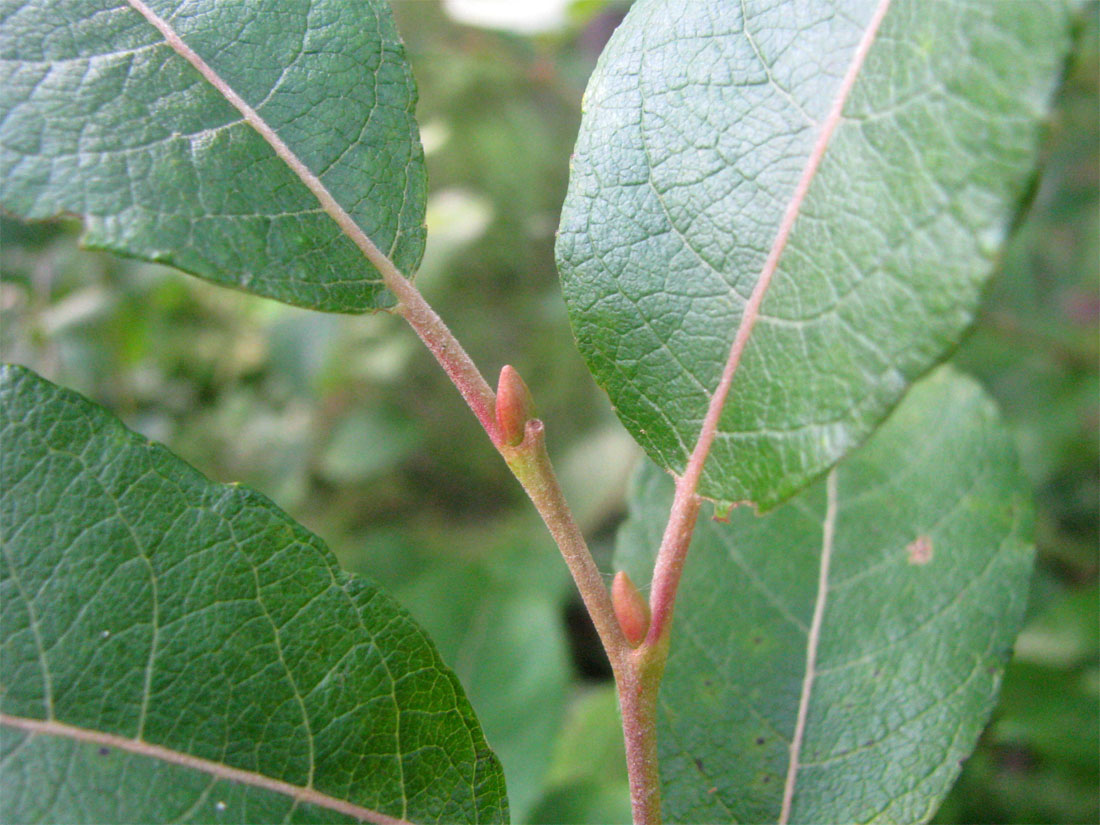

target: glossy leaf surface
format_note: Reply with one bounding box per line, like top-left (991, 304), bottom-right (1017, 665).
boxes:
top-left (0, 0), bottom-right (426, 312)
top-left (0, 365), bottom-right (507, 824)
top-left (615, 367), bottom-right (1033, 823)
top-left (558, 0), bottom-right (1074, 508)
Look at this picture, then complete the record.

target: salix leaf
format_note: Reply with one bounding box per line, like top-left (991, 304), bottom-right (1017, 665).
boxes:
top-left (0, 365), bottom-right (508, 824)
top-left (0, 0), bottom-right (426, 312)
top-left (558, 0), bottom-right (1075, 508)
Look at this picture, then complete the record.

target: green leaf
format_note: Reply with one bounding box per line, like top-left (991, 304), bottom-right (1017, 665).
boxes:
top-left (370, 544), bottom-right (572, 823)
top-left (0, 0), bottom-right (426, 313)
top-left (0, 365), bottom-right (507, 824)
top-left (558, 0), bottom-right (1075, 509)
top-left (615, 367), bottom-right (1034, 823)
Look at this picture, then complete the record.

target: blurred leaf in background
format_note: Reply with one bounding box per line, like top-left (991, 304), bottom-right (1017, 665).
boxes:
top-left (936, 6), bottom-right (1100, 824)
top-left (528, 685), bottom-right (631, 824)
top-left (0, 1), bottom-right (1093, 823)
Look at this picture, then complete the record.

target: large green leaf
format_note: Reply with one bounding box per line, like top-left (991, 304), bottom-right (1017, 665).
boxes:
top-left (0, 365), bottom-right (507, 824)
top-left (0, 0), bottom-right (426, 312)
top-left (615, 367), bottom-right (1033, 823)
top-left (557, 0), bottom-right (1075, 509)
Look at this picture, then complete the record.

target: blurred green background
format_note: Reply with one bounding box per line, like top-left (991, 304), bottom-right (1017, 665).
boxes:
top-left (1, 2), bottom-right (1096, 822)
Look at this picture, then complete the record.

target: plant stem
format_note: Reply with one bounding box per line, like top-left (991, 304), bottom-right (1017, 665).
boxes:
top-left (501, 421), bottom-right (627, 657)
top-left (362, 238), bottom-right (665, 819)
top-left (132, 0), bottom-right (679, 812)
top-left (645, 479), bottom-right (702, 646)
top-left (617, 637), bottom-right (670, 825)
top-left (389, 281), bottom-right (677, 823)
top-left (391, 282), bottom-right (499, 442)
top-left (398, 284), bottom-right (672, 824)
top-left (503, 419), bottom-right (679, 824)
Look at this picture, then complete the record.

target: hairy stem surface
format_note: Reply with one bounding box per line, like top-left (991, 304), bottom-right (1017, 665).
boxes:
top-left (616, 636), bottom-right (671, 825)
top-left (501, 422), bottom-right (627, 657)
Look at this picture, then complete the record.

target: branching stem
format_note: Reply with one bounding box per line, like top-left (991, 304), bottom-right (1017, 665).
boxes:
top-left (124, 0), bottom-right (892, 818)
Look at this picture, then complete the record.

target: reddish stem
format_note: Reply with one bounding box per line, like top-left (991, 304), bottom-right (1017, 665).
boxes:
top-left (645, 480), bottom-right (702, 647)
top-left (643, 0), bottom-right (893, 644)
top-left (617, 647), bottom-right (665, 825)
top-left (393, 283), bottom-right (499, 442)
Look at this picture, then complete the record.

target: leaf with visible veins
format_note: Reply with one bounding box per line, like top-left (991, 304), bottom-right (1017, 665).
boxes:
top-left (0, 0), bottom-right (426, 312)
top-left (0, 364), bottom-right (508, 825)
top-left (615, 366), bottom-right (1034, 823)
top-left (558, 0), bottom-right (1075, 508)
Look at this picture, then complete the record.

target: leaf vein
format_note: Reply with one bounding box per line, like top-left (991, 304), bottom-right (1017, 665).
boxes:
top-left (0, 714), bottom-right (413, 825)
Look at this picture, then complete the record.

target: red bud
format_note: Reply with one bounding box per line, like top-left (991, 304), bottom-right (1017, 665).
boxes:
top-left (496, 365), bottom-right (535, 447)
top-left (612, 571), bottom-right (650, 647)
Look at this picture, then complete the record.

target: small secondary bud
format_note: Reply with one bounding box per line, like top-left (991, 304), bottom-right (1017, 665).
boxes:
top-left (496, 365), bottom-right (535, 447)
top-left (612, 570), bottom-right (650, 647)
top-left (712, 501), bottom-right (734, 524)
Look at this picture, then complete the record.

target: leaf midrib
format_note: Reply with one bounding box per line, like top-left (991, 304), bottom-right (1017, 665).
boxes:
top-left (0, 713), bottom-right (412, 825)
top-left (123, 0), bottom-right (401, 288)
top-left (677, 0), bottom-right (895, 500)
top-left (778, 469), bottom-right (839, 824)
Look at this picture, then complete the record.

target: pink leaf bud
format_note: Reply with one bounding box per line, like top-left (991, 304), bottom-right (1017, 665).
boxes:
top-left (496, 365), bottom-right (535, 447)
top-left (612, 570), bottom-right (650, 647)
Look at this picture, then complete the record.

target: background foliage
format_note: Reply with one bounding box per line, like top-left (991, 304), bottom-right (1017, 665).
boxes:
top-left (1, 1), bottom-right (1096, 822)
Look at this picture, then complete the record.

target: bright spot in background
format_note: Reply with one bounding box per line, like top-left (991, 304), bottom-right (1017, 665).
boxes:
top-left (426, 189), bottom-right (495, 247)
top-left (419, 120), bottom-right (451, 156)
top-left (415, 188), bottom-right (495, 288)
top-left (443, 0), bottom-right (570, 34)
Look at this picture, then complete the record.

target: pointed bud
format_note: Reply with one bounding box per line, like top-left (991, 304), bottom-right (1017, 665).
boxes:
top-left (612, 571), bottom-right (650, 647)
top-left (496, 365), bottom-right (535, 447)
